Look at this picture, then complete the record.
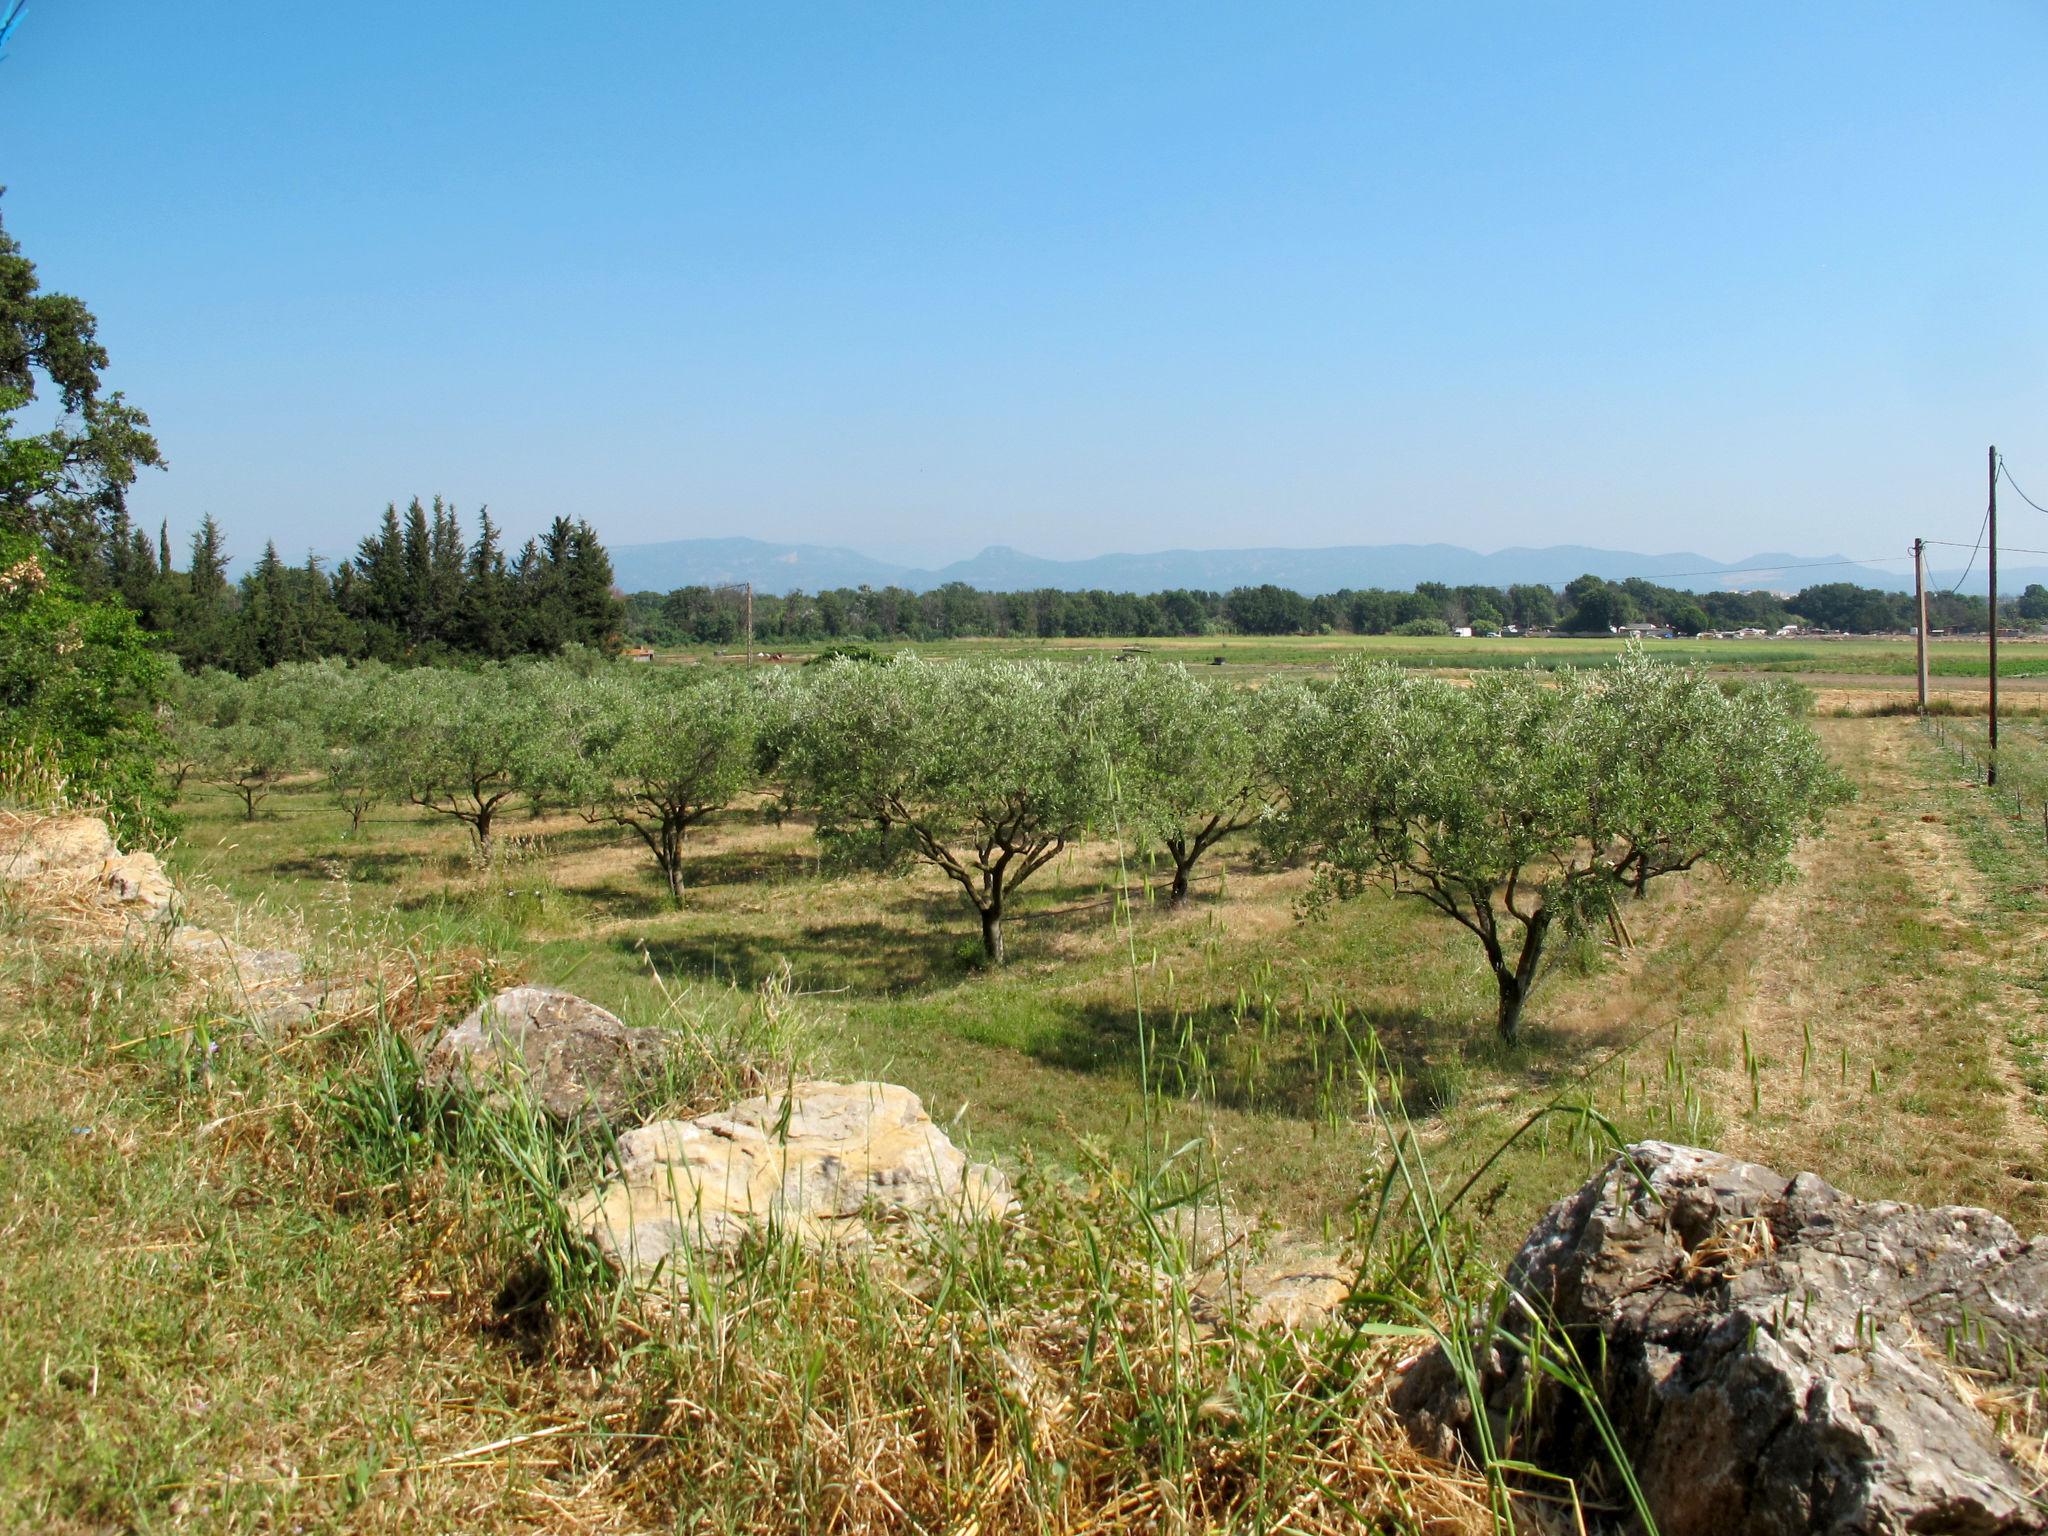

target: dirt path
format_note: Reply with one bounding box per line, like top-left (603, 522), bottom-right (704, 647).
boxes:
top-left (1694, 718), bottom-right (2048, 1225)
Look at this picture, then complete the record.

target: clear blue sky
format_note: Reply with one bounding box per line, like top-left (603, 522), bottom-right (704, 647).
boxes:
top-left (4, 2), bottom-right (2044, 571)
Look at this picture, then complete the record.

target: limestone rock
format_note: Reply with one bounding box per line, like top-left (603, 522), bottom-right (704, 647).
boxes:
top-left (572, 1080), bottom-right (1015, 1278)
top-left (423, 985), bottom-right (665, 1127)
top-left (1394, 1141), bottom-right (2048, 1536)
top-left (100, 850), bottom-right (174, 921)
top-left (1, 816), bottom-right (117, 882)
top-left (243, 981), bottom-right (372, 1034)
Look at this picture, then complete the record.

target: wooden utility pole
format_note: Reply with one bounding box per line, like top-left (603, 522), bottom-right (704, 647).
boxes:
top-left (744, 582), bottom-right (755, 662)
top-left (1914, 538), bottom-right (1929, 713)
top-left (1989, 445), bottom-right (2000, 786)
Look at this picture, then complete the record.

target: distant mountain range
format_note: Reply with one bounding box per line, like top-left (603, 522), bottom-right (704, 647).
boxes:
top-left (609, 537), bottom-right (2039, 599)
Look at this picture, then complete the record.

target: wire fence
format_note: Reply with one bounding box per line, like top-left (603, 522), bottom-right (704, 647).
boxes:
top-left (1920, 715), bottom-right (2048, 845)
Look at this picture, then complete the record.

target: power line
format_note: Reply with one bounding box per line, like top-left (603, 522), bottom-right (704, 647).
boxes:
top-left (1926, 537), bottom-right (2048, 558)
top-left (2001, 458), bottom-right (2048, 517)
top-left (1944, 508), bottom-right (1991, 597)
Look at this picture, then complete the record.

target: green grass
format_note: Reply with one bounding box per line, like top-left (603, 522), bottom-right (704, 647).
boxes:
top-left (166, 707), bottom-right (2048, 1257)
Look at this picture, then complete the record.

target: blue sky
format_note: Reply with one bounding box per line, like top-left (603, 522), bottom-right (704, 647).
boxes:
top-left (3, 2), bottom-right (2044, 571)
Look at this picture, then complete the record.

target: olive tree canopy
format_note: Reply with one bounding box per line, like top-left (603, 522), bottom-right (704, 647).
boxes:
top-left (1097, 661), bottom-right (1290, 903)
top-left (362, 663), bottom-right (557, 860)
top-left (786, 656), bottom-right (1111, 963)
top-left (559, 667), bottom-right (765, 904)
top-left (1272, 649), bottom-right (1847, 1041)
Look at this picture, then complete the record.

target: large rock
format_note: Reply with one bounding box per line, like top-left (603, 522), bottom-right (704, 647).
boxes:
top-left (571, 1081), bottom-right (1015, 1278)
top-left (1395, 1142), bottom-right (2048, 1535)
top-left (1, 814), bottom-right (175, 924)
top-left (0, 815), bottom-right (117, 882)
top-left (423, 986), bottom-right (666, 1127)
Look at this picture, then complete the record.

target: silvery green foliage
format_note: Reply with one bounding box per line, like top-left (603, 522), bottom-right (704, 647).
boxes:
top-left (785, 656), bottom-right (1115, 961)
top-left (1092, 659), bottom-right (1297, 902)
top-left (1270, 647), bottom-right (1847, 1040)
top-left (258, 659), bottom-right (389, 834)
top-left (181, 666), bottom-right (315, 820)
top-left (564, 667), bottom-right (764, 904)
top-left (357, 663), bottom-right (563, 861)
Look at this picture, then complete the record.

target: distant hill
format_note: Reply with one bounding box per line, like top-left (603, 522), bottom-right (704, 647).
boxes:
top-left (608, 536), bottom-right (2038, 599)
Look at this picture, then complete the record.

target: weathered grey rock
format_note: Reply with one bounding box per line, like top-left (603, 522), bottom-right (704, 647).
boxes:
top-left (1394, 1141), bottom-right (2048, 1536)
top-left (571, 1080), bottom-right (1015, 1278)
top-left (423, 985), bottom-right (665, 1127)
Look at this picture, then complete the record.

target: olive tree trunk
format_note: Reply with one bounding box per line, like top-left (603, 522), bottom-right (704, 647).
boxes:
top-left (1488, 907), bottom-right (1552, 1044)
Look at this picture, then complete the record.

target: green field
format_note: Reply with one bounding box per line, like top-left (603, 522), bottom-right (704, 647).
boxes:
top-left (657, 629), bottom-right (2048, 684)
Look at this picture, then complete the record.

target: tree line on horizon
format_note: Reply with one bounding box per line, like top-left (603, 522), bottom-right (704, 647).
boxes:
top-left (627, 570), bottom-right (2016, 647)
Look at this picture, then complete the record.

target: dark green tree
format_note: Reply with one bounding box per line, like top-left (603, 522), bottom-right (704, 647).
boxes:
top-left (0, 192), bottom-right (165, 572)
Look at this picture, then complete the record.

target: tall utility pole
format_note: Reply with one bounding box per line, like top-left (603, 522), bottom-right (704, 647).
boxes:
top-left (1914, 538), bottom-right (1929, 713)
top-left (1989, 445), bottom-right (2000, 786)
top-left (744, 582), bottom-right (755, 661)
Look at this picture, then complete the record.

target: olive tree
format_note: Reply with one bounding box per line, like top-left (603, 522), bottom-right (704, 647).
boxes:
top-left (363, 663), bottom-right (554, 861)
top-left (1272, 652), bottom-right (1846, 1042)
top-left (185, 668), bottom-right (309, 819)
top-left (562, 667), bottom-right (764, 904)
top-left (266, 659), bottom-right (387, 834)
top-left (786, 656), bottom-right (1110, 963)
top-left (1098, 660), bottom-right (1291, 903)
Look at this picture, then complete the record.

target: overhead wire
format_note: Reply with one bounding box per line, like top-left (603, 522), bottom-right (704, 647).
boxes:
top-left (2002, 456), bottom-right (2048, 518)
top-left (1943, 507), bottom-right (1991, 596)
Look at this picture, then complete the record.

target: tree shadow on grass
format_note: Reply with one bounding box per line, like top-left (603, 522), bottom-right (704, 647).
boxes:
top-left (627, 911), bottom-right (979, 996)
top-left (264, 850), bottom-right (418, 886)
top-left (1021, 997), bottom-right (1506, 1122)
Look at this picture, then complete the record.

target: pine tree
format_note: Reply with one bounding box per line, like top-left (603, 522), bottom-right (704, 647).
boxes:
top-left (174, 515), bottom-right (235, 669)
top-left (401, 496), bottom-right (433, 646)
top-left (512, 535), bottom-right (567, 653)
top-left (458, 509), bottom-right (512, 657)
top-left (426, 495), bottom-right (466, 647)
top-left (353, 504), bottom-right (406, 657)
top-left (563, 519), bottom-right (623, 649)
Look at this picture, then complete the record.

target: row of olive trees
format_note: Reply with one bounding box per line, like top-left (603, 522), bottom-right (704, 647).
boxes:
top-left (163, 649), bottom-right (1846, 1039)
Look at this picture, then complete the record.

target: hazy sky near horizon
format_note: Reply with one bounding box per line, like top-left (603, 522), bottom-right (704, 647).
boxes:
top-left (5, 3), bottom-right (2045, 573)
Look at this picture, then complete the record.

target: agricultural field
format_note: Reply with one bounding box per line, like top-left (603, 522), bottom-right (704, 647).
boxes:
top-left (160, 646), bottom-right (2048, 1247)
top-left (662, 630), bottom-right (2048, 703)
top-left (12, 639), bottom-right (2048, 1531)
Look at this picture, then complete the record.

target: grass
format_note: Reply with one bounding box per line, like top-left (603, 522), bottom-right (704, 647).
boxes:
top-left (4, 803), bottom-right (1643, 1534)
top-left (165, 707), bottom-right (2048, 1250)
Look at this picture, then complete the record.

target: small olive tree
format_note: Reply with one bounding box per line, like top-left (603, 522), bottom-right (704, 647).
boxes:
top-left (1272, 651), bottom-right (1846, 1042)
top-left (787, 656), bottom-right (1110, 963)
top-left (256, 660), bottom-right (387, 834)
top-left (563, 668), bottom-right (764, 904)
top-left (185, 668), bottom-right (309, 819)
top-left (1098, 661), bottom-right (1293, 903)
top-left (363, 663), bottom-right (554, 862)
